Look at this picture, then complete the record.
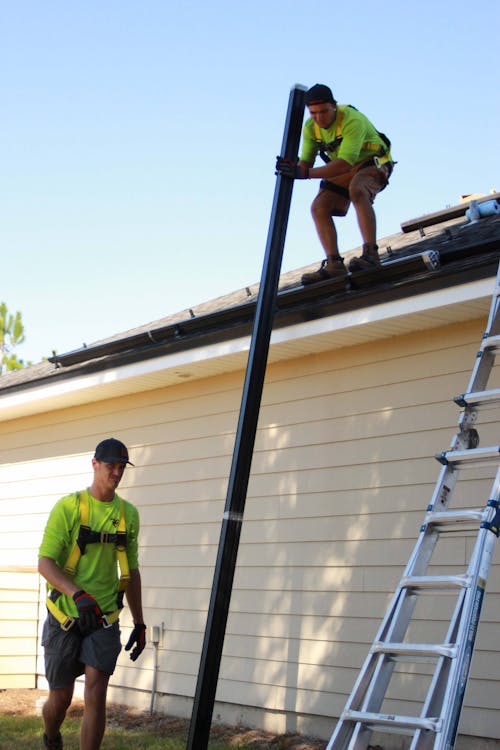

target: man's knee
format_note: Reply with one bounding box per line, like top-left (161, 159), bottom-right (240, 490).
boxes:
top-left (45, 686), bottom-right (74, 717)
top-left (84, 666), bottom-right (110, 704)
top-left (311, 192), bottom-right (349, 221)
top-left (310, 197), bottom-right (327, 222)
top-left (350, 167), bottom-right (387, 205)
top-left (349, 181), bottom-right (373, 205)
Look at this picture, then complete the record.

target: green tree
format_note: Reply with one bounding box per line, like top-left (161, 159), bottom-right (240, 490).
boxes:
top-left (0, 301), bottom-right (27, 374)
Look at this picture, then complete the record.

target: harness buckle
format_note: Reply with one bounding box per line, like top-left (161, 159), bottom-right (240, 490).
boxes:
top-left (374, 154), bottom-right (392, 169)
top-left (101, 614), bottom-right (113, 629)
top-left (100, 532), bottom-right (111, 543)
top-left (60, 616), bottom-right (76, 632)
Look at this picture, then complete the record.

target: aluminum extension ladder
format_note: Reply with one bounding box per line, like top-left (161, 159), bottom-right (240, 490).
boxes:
top-left (327, 260), bottom-right (500, 750)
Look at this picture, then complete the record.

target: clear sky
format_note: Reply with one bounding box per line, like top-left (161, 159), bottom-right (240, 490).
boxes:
top-left (2, 0), bottom-right (499, 365)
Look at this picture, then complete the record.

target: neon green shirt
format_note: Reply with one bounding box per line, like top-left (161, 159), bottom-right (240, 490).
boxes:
top-left (39, 490), bottom-right (140, 617)
top-left (300, 104), bottom-right (389, 166)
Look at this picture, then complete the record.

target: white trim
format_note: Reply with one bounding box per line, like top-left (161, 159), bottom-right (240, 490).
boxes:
top-left (0, 338), bottom-right (252, 414)
top-left (271, 277), bottom-right (494, 344)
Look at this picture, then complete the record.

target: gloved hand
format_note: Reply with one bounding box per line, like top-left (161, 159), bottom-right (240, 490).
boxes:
top-left (125, 623), bottom-right (147, 661)
top-left (73, 590), bottom-right (103, 635)
top-left (275, 156), bottom-right (309, 179)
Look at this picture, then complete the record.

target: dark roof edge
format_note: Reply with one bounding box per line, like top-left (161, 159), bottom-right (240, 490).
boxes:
top-left (33, 249), bottom-right (499, 377)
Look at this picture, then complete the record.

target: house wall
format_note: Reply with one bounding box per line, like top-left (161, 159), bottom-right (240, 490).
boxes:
top-left (0, 317), bottom-right (498, 745)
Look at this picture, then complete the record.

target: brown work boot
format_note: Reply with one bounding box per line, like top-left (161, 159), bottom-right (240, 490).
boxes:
top-left (43, 732), bottom-right (63, 750)
top-left (301, 256), bottom-right (347, 285)
top-left (348, 243), bottom-right (380, 272)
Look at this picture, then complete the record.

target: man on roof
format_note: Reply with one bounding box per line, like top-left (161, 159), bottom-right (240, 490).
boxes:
top-left (276, 83), bottom-right (394, 285)
top-left (38, 438), bottom-right (146, 750)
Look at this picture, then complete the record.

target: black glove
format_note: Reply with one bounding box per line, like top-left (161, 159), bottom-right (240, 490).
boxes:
top-left (275, 156), bottom-right (309, 179)
top-left (73, 590), bottom-right (103, 635)
top-left (125, 623), bottom-right (147, 661)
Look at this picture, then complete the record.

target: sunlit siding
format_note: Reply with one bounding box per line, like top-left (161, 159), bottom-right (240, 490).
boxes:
top-left (0, 316), bottom-right (498, 742)
top-left (0, 568), bottom-right (39, 688)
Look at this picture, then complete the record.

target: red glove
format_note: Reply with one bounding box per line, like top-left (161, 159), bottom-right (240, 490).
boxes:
top-left (73, 590), bottom-right (103, 635)
top-left (125, 623), bottom-right (147, 661)
top-left (275, 156), bottom-right (309, 179)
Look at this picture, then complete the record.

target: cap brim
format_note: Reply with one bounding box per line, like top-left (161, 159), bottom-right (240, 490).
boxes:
top-left (100, 456), bottom-right (134, 466)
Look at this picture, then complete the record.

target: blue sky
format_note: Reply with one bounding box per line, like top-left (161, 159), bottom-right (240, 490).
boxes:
top-left (2, 1), bottom-right (499, 365)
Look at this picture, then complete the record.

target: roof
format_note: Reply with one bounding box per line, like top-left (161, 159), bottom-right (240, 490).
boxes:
top-left (0, 195), bottom-right (499, 421)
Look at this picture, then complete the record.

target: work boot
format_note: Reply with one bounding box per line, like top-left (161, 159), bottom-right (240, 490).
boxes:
top-left (348, 243), bottom-right (380, 272)
top-left (43, 732), bottom-right (63, 750)
top-left (301, 256), bottom-right (347, 285)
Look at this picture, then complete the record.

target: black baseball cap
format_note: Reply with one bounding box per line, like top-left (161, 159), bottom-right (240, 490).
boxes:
top-left (305, 83), bottom-right (336, 106)
top-left (94, 438), bottom-right (134, 466)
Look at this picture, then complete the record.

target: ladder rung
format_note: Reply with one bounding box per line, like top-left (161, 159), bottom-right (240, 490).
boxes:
top-left (372, 642), bottom-right (457, 659)
top-left (401, 574), bottom-right (470, 590)
top-left (342, 709), bottom-right (441, 733)
top-left (455, 388), bottom-right (500, 408)
top-left (424, 508), bottom-right (485, 527)
top-left (481, 334), bottom-right (500, 352)
top-left (436, 446), bottom-right (500, 466)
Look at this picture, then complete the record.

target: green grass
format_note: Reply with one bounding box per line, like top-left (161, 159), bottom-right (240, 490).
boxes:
top-left (0, 713), bottom-right (270, 749)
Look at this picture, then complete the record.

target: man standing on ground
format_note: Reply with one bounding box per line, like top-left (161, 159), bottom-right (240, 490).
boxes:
top-left (38, 438), bottom-right (146, 750)
top-left (276, 83), bottom-right (394, 284)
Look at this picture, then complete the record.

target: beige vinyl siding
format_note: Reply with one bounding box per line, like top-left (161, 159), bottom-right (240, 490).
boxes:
top-left (0, 568), bottom-right (39, 688)
top-left (0, 316), bottom-right (498, 742)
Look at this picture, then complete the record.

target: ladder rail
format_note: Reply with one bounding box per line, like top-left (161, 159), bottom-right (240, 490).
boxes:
top-left (440, 479), bottom-right (500, 749)
top-left (461, 267), bottom-right (500, 395)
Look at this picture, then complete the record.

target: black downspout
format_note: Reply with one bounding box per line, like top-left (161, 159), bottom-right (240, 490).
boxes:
top-left (185, 84), bottom-right (307, 750)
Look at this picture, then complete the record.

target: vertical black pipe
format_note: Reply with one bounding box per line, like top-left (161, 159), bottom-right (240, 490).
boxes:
top-left (185, 83), bottom-right (306, 750)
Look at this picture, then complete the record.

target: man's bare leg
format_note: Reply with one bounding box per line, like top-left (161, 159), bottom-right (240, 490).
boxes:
top-left (310, 190), bottom-right (344, 257)
top-left (348, 174), bottom-right (382, 270)
top-left (43, 685), bottom-right (74, 746)
top-left (352, 190), bottom-right (377, 246)
top-left (80, 666), bottom-right (110, 750)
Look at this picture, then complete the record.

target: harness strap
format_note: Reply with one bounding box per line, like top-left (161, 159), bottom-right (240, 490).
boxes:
top-left (47, 490), bottom-right (130, 630)
top-left (63, 490), bottom-right (90, 576)
top-left (313, 106), bottom-right (391, 163)
top-left (46, 595), bottom-right (121, 631)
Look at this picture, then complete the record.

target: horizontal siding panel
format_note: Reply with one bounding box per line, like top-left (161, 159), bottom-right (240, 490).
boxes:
top-left (459, 707), bottom-right (500, 742)
top-left (142, 564), bottom-right (412, 594)
top-left (0, 620), bottom-right (38, 638)
top-left (0, 673), bottom-right (36, 688)
top-left (0, 588), bottom-right (40, 605)
top-left (214, 677), bottom-right (350, 716)
top-left (0, 637), bottom-right (38, 656)
top-left (0, 570), bottom-right (39, 589)
top-left (0, 656), bottom-right (37, 673)
top-left (0, 601), bottom-right (38, 620)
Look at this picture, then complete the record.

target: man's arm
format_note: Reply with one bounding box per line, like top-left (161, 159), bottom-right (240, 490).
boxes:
top-left (38, 556), bottom-right (80, 598)
top-left (125, 568), bottom-right (144, 624)
top-left (277, 156), bottom-right (353, 181)
top-left (124, 568), bottom-right (147, 660)
top-left (306, 157), bottom-right (352, 180)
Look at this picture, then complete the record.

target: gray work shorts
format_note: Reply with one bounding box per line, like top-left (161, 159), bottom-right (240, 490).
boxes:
top-left (41, 613), bottom-right (122, 689)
